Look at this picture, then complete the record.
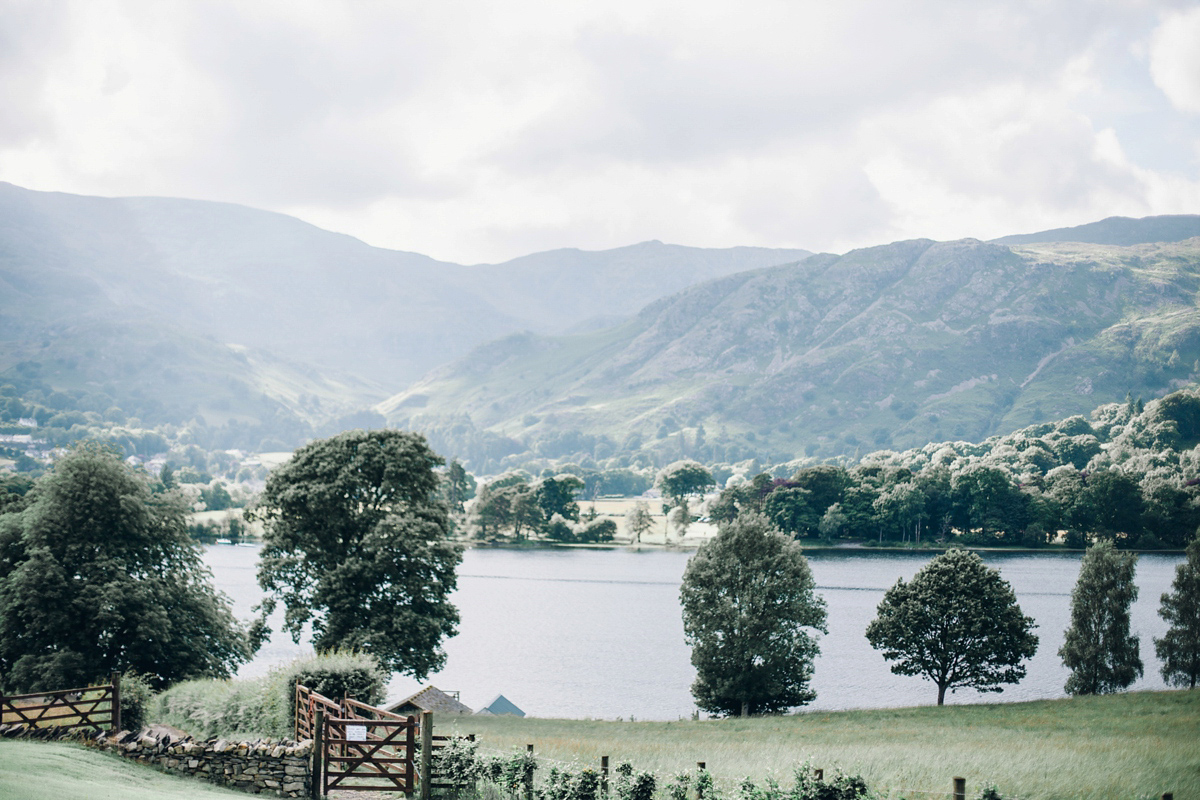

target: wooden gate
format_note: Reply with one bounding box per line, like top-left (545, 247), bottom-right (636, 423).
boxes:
top-left (318, 714), bottom-right (418, 795)
top-left (0, 672), bottom-right (121, 732)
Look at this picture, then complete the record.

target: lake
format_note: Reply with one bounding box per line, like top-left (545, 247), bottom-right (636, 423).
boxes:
top-left (202, 544), bottom-right (1186, 720)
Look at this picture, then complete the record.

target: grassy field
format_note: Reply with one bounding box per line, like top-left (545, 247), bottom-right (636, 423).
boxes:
top-left (0, 740), bottom-right (250, 800)
top-left (439, 690), bottom-right (1200, 800)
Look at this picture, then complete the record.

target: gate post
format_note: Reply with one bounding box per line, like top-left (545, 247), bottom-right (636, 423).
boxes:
top-left (110, 672), bottom-right (121, 733)
top-left (420, 711), bottom-right (433, 800)
top-left (311, 708), bottom-right (325, 800)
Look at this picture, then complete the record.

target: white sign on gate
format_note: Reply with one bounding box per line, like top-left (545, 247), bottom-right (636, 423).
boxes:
top-left (346, 724), bottom-right (367, 742)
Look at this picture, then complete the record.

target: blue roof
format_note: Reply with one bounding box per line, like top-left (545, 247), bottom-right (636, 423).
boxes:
top-left (480, 694), bottom-right (525, 717)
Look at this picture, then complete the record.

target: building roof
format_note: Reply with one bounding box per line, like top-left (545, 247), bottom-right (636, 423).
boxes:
top-left (385, 685), bottom-right (473, 716)
top-left (476, 694), bottom-right (525, 717)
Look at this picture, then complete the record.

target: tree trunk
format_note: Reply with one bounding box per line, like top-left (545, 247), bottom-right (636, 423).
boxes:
top-left (740, 699), bottom-right (749, 717)
top-left (937, 683), bottom-right (946, 705)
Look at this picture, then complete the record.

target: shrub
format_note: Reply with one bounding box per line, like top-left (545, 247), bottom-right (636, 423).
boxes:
top-left (579, 519), bottom-right (617, 543)
top-left (152, 650), bottom-right (386, 740)
top-left (153, 673), bottom-right (284, 739)
top-left (279, 650), bottom-right (387, 720)
top-left (117, 671), bottom-right (154, 732)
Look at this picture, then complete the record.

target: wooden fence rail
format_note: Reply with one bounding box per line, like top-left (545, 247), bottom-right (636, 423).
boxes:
top-left (0, 672), bottom-right (120, 733)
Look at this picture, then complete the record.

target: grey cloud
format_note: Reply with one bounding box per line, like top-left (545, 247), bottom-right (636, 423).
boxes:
top-left (0, 2), bottom-right (70, 145)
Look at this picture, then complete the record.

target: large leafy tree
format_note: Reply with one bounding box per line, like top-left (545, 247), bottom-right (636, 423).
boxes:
top-left (866, 548), bottom-right (1038, 705)
top-left (536, 474), bottom-right (585, 522)
top-left (657, 460), bottom-right (715, 542)
top-left (680, 513), bottom-right (827, 716)
top-left (1156, 538), bottom-right (1200, 688)
top-left (1060, 540), bottom-right (1143, 695)
top-left (254, 429), bottom-right (462, 679)
top-left (656, 460), bottom-right (715, 507)
top-left (0, 443), bottom-right (250, 692)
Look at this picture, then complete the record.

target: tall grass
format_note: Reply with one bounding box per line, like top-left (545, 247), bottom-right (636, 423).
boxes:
top-left (152, 650), bottom-right (385, 740)
top-left (438, 690), bottom-right (1199, 800)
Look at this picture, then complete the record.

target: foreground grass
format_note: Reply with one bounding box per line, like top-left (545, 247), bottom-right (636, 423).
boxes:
top-left (441, 690), bottom-right (1200, 800)
top-left (0, 739), bottom-right (249, 800)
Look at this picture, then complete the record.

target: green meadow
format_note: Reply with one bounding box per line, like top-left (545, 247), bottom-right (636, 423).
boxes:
top-left (0, 739), bottom-right (248, 800)
top-left (441, 690), bottom-right (1200, 800)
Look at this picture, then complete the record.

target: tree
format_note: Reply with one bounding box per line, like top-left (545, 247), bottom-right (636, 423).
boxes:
top-left (0, 443), bottom-right (251, 692)
top-left (680, 513), bottom-right (827, 716)
top-left (537, 474), bottom-right (584, 522)
top-left (657, 460), bottom-right (714, 543)
top-left (865, 549), bottom-right (1038, 705)
top-left (254, 429), bottom-right (462, 679)
top-left (201, 481), bottom-right (233, 511)
top-left (656, 460), bottom-right (715, 507)
top-left (1060, 540), bottom-right (1143, 695)
top-left (442, 460), bottom-right (476, 514)
top-left (1156, 537), bottom-right (1200, 688)
top-left (763, 486), bottom-right (817, 537)
top-left (625, 501), bottom-right (654, 543)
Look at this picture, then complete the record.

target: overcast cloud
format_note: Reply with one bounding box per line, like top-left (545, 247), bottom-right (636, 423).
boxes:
top-left (1, 0), bottom-right (1197, 263)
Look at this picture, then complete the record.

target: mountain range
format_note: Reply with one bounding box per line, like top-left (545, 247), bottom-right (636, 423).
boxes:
top-left (0, 182), bottom-right (806, 438)
top-left (382, 228), bottom-right (1200, 470)
top-left (2, 180), bottom-right (1197, 467)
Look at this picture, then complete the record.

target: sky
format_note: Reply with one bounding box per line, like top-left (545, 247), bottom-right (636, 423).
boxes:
top-left (2, 1), bottom-right (1199, 265)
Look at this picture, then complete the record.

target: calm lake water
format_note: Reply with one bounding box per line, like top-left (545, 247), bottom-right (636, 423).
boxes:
top-left (202, 545), bottom-right (1185, 720)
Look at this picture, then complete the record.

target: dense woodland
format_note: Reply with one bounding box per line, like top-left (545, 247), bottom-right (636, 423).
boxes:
top-left (468, 388), bottom-right (1200, 549)
top-left (3, 357), bottom-right (1200, 550)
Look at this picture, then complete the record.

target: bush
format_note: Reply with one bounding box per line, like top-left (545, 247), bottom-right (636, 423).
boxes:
top-left (578, 519), bottom-right (617, 543)
top-left (117, 671), bottom-right (154, 732)
top-left (280, 650), bottom-right (387, 720)
top-left (152, 650), bottom-right (386, 740)
top-left (153, 673), bottom-right (285, 739)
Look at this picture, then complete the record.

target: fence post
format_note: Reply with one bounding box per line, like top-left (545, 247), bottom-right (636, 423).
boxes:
top-left (953, 777), bottom-right (966, 800)
top-left (420, 711), bottom-right (433, 800)
top-left (814, 769), bottom-right (823, 781)
top-left (110, 671), bottom-right (121, 733)
top-left (526, 745), bottom-right (535, 800)
top-left (311, 708), bottom-right (324, 800)
top-left (601, 756), bottom-right (609, 797)
top-left (696, 763), bottom-right (706, 800)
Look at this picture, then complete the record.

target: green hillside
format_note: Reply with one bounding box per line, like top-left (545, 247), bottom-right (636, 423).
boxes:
top-left (0, 183), bottom-right (810, 449)
top-left (382, 236), bottom-right (1200, 470)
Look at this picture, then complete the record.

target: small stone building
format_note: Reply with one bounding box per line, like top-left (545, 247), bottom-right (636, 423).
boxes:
top-left (385, 685), bottom-right (473, 716)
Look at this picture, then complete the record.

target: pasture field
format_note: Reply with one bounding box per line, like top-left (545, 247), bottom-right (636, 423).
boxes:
top-left (0, 740), bottom-right (249, 799)
top-left (441, 690), bottom-right (1200, 800)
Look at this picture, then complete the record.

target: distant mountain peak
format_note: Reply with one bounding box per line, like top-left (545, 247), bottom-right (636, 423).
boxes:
top-left (992, 214), bottom-right (1200, 247)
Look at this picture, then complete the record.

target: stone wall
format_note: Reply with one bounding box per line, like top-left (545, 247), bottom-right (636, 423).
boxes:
top-left (0, 724), bottom-right (312, 797)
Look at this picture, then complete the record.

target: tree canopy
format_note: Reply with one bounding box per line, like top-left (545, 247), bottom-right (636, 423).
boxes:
top-left (1156, 537), bottom-right (1200, 689)
top-left (0, 443), bottom-right (251, 692)
top-left (865, 548), bottom-right (1038, 705)
top-left (254, 429), bottom-right (462, 679)
top-left (1060, 540), bottom-right (1143, 695)
top-left (656, 460), bottom-right (715, 506)
top-left (680, 513), bottom-right (827, 716)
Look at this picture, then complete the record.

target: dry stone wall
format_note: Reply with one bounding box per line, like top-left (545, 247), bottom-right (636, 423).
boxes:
top-left (0, 723), bottom-right (312, 797)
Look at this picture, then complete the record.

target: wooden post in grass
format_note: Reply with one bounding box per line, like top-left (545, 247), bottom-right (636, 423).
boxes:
top-left (110, 672), bottom-right (121, 733)
top-left (311, 708), bottom-right (324, 800)
top-left (814, 769), bottom-right (823, 781)
top-left (525, 745), bottom-right (535, 800)
top-left (953, 777), bottom-right (965, 800)
top-left (601, 756), bottom-right (609, 797)
top-left (421, 712), bottom-right (433, 800)
top-left (696, 763), bottom-right (706, 800)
